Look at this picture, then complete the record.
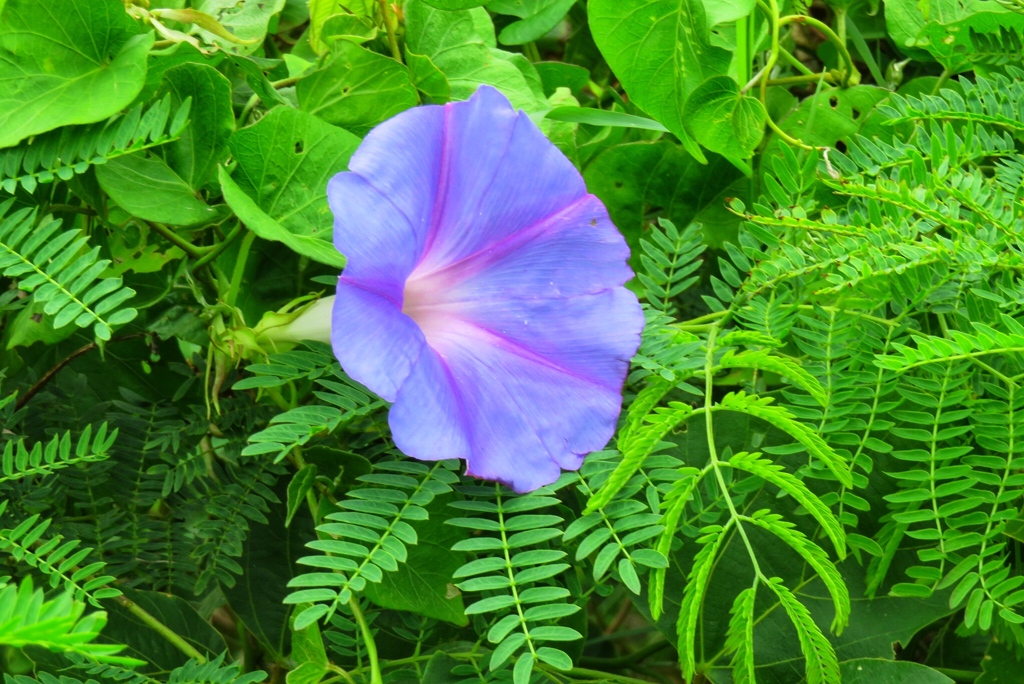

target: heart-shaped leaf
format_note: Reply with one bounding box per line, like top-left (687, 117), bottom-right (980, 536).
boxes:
top-left (683, 75), bottom-right (767, 159)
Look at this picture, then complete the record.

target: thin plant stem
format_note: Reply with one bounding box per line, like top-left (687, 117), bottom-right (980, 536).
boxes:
top-left (377, 0), bottom-right (402, 62)
top-left (271, 76), bottom-right (301, 89)
top-left (15, 333), bottom-right (148, 410)
top-left (764, 72), bottom-right (838, 87)
top-left (778, 46), bottom-right (814, 76)
top-left (564, 667), bottom-right (664, 684)
top-left (349, 597), bottom-right (383, 684)
top-left (227, 230), bottom-right (257, 307)
top-left (932, 68), bottom-right (953, 94)
top-left (113, 594), bottom-right (206, 663)
top-left (193, 222), bottom-right (245, 270)
top-left (835, 7), bottom-right (847, 45)
top-left (703, 325), bottom-right (768, 582)
top-left (778, 14), bottom-right (859, 86)
top-left (736, 15), bottom-right (750, 84)
top-left (146, 221), bottom-right (212, 259)
top-left (326, 664), bottom-right (358, 684)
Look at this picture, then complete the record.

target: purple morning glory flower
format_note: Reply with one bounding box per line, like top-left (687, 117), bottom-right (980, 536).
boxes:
top-left (327, 86), bottom-right (643, 493)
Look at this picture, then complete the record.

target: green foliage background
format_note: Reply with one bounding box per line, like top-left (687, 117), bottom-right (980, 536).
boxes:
top-left (2, 0), bottom-right (1024, 682)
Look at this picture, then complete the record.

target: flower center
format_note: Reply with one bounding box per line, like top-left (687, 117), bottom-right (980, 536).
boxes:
top-left (402, 267), bottom-right (462, 349)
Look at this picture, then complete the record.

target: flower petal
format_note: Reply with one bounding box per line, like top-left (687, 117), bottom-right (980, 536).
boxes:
top-left (406, 195), bottom-right (633, 302)
top-left (331, 281), bottom-right (425, 402)
top-left (393, 317), bottom-right (627, 493)
top-left (415, 87), bottom-right (589, 274)
top-left (346, 103), bottom-right (446, 248)
top-left (389, 345), bottom-right (471, 462)
top-left (446, 288), bottom-right (644, 391)
top-left (328, 173), bottom-right (420, 300)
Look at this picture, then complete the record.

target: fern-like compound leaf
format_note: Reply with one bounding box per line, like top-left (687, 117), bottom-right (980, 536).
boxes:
top-left (717, 392), bottom-right (852, 487)
top-left (450, 482), bottom-right (580, 673)
top-left (637, 218), bottom-right (706, 313)
top-left (677, 523), bottom-right (729, 680)
top-left (729, 451), bottom-right (846, 557)
top-left (745, 510), bottom-right (850, 634)
top-left (286, 460), bottom-right (459, 629)
top-left (717, 349), bottom-right (828, 406)
top-left (240, 346), bottom-right (385, 461)
top-left (1, 423), bottom-right (115, 485)
top-left (726, 586), bottom-right (758, 684)
top-left (0, 577), bottom-right (139, 665)
top-left (0, 95), bottom-right (189, 193)
top-left (587, 401), bottom-right (694, 513)
top-left (0, 201), bottom-right (137, 340)
top-left (766, 578), bottom-right (841, 684)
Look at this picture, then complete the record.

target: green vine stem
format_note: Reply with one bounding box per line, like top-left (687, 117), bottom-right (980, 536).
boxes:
top-left (777, 45), bottom-right (815, 76)
top-left (193, 222), bottom-right (245, 270)
top-left (778, 15), bottom-right (860, 87)
top-left (145, 221), bottom-right (213, 260)
top-left (226, 230), bottom-right (257, 307)
top-left (377, 0), bottom-right (402, 62)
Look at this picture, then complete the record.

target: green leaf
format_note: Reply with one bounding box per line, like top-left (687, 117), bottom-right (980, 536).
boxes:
top-left (682, 75), bottom-right (766, 159)
top-left (286, 607), bottom-right (330, 684)
top-left (363, 511), bottom-right (468, 625)
top-left (704, 0), bottom-right (756, 25)
top-left (223, 488), bottom-right (315, 659)
top-left (766, 579), bottom-right (841, 684)
top-left (729, 452), bottom-right (846, 558)
top-left (406, 49), bottom-right (452, 103)
top-left (677, 525), bottom-right (728, 679)
top-left (489, 0), bottom-right (576, 45)
top-left (535, 61), bottom-right (590, 96)
top-left (747, 513), bottom-right (850, 634)
top-left (588, 0), bottom-right (731, 161)
top-left (308, 0), bottom-right (376, 53)
top-left (718, 350), bottom-right (828, 406)
top-left (404, 0), bottom-right (547, 111)
top-left (587, 401), bottom-right (694, 513)
top-left (286, 465), bottom-right (318, 528)
top-left (321, 13), bottom-right (379, 45)
top-left (297, 41), bottom-right (419, 136)
top-left (535, 646), bottom-right (573, 671)
top-left (583, 141), bottom-right (745, 251)
top-left (717, 392), bottom-right (852, 487)
top-left (0, 205), bottom-right (138, 342)
top-left (420, 0), bottom-right (489, 8)
top-left (191, 0), bottom-right (287, 54)
top-left (726, 587), bottom-right (756, 684)
top-left (773, 86), bottom-right (889, 151)
top-left (220, 169), bottom-right (346, 269)
top-left (0, 579), bottom-right (141, 667)
top-left (913, 11), bottom-right (1024, 72)
top-left (883, 0), bottom-right (960, 58)
top-left (545, 107), bottom-right (669, 132)
top-left (96, 153), bottom-right (219, 226)
top-left (159, 63), bottom-right (235, 191)
top-left (223, 106), bottom-right (360, 267)
top-left (103, 588), bottom-right (224, 674)
top-left (4, 298), bottom-right (76, 350)
top-left (513, 652), bottom-right (534, 684)
top-left (231, 55), bottom-right (290, 106)
top-left (840, 659), bottom-right (953, 684)
top-left (0, 0), bottom-right (153, 147)
top-left (978, 638), bottom-right (1023, 684)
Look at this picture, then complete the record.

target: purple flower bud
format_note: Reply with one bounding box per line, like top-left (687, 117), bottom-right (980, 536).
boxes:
top-left (328, 86), bottom-right (643, 492)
